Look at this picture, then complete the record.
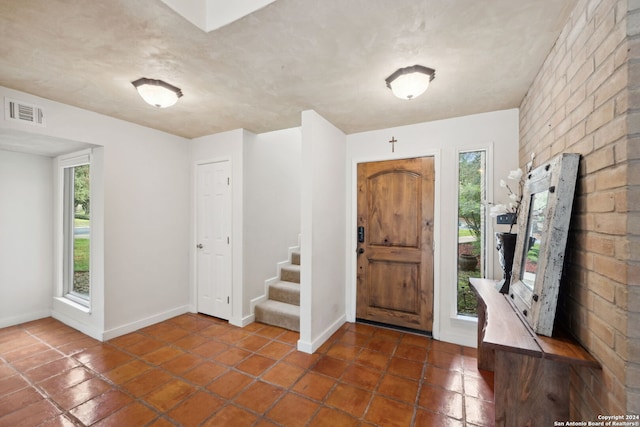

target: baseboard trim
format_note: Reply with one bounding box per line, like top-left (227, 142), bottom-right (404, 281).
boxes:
top-left (102, 305), bottom-right (190, 341)
top-left (438, 330), bottom-right (477, 348)
top-left (250, 294), bottom-right (268, 314)
top-left (297, 314), bottom-right (346, 354)
top-left (51, 310), bottom-right (103, 341)
top-left (229, 314), bottom-right (254, 328)
top-left (0, 310), bottom-right (52, 329)
top-left (261, 242), bottom-right (301, 299)
top-left (287, 243), bottom-right (301, 262)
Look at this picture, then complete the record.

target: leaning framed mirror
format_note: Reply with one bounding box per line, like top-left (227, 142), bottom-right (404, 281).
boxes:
top-left (509, 153), bottom-right (580, 336)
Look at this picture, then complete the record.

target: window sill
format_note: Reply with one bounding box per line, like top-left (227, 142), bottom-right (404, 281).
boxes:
top-left (55, 296), bottom-right (91, 314)
top-left (450, 313), bottom-right (478, 324)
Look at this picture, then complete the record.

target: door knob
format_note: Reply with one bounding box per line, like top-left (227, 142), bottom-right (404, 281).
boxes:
top-left (197, 243), bottom-right (203, 249)
top-left (357, 247), bottom-right (365, 254)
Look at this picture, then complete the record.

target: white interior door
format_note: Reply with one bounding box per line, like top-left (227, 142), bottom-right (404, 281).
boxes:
top-left (196, 160), bottom-right (232, 320)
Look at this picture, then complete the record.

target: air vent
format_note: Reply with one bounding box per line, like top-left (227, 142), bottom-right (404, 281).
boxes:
top-left (4, 97), bottom-right (45, 127)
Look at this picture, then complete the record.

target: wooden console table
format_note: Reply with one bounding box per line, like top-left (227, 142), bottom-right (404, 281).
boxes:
top-left (469, 278), bottom-right (600, 426)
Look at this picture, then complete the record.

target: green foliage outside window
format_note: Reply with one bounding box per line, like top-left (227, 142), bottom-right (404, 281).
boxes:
top-left (74, 165), bottom-right (90, 215)
top-left (458, 152), bottom-right (483, 255)
top-left (457, 151), bottom-right (485, 317)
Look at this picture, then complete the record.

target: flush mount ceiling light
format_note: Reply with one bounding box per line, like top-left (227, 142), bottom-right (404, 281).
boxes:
top-left (131, 78), bottom-right (183, 108)
top-left (385, 65), bottom-right (435, 100)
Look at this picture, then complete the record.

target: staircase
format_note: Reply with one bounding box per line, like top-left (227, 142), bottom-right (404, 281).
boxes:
top-left (255, 250), bottom-right (300, 331)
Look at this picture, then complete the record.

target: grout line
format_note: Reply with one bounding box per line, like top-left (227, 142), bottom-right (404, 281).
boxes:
top-left (0, 315), bottom-right (494, 426)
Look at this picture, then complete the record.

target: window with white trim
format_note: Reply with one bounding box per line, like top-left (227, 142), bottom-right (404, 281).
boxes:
top-left (60, 153), bottom-right (91, 307)
top-left (456, 150), bottom-right (487, 317)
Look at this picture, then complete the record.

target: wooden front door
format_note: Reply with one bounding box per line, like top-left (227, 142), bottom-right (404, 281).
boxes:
top-left (356, 157), bottom-right (434, 332)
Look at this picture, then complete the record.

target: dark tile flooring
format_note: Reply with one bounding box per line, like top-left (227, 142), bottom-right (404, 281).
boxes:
top-left (0, 314), bottom-right (495, 426)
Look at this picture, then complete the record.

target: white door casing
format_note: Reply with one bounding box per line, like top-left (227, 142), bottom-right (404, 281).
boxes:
top-left (196, 161), bottom-right (232, 319)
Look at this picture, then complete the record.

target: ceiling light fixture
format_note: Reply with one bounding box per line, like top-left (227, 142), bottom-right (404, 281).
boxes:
top-left (131, 78), bottom-right (183, 108)
top-left (385, 65), bottom-right (435, 100)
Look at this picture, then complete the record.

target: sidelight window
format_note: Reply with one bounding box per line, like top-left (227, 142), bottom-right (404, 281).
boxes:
top-left (60, 154), bottom-right (91, 307)
top-left (456, 150), bottom-right (487, 317)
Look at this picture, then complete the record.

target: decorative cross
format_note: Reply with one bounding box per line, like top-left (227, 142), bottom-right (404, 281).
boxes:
top-left (389, 136), bottom-right (397, 153)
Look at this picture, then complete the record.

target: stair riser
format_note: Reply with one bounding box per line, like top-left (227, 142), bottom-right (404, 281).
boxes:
top-left (255, 249), bottom-right (301, 332)
top-left (291, 252), bottom-right (300, 266)
top-left (255, 306), bottom-right (300, 332)
top-left (269, 286), bottom-right (300, 306)
top-left (281, 267), bottom-right (300, 283)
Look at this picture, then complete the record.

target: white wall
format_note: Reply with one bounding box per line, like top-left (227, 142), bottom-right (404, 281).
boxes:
top-left (299, 110), bottom-right (347, 353)
top-left (0, 83), bottom-right (518, 351)
top-left (101, 133), bottom-right (189, 338)
top-left (244, 128), bottom-right (301, 313)
top-left (0, 86), bottom-right (191, 340)
top-left (346, 109), bottom-right (519, 347)
top-left (0, 150), bottom-right (53, 327)
top-left (190, 129), bottom-right (245, 325)
top-left (160, 0), bottom-right (276, 32)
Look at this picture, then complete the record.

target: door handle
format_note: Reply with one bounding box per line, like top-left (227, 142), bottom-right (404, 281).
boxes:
top-left (357, 247), bottom-right (365, 254)
top-left (197, 243), bottom-right (203, 249)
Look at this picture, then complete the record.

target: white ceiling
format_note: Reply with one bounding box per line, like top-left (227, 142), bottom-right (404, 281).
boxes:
top-left (0, 0), bottom-right (577, 140)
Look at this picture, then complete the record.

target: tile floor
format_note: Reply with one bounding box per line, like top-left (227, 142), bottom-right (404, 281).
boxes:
top-left (0, 314), bottom-right (494, 426)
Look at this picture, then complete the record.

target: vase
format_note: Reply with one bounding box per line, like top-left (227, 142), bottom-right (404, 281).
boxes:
top-left (458, 254), bottom-right (478, 271)
top-left (495, 232), bottom-right (518, 294)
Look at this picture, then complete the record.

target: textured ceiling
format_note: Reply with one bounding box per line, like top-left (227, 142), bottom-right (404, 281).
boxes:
top-left (0, 0), bottom-right (577, 139)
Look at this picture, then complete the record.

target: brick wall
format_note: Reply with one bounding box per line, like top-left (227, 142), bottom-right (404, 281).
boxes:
top-left (519, 0), bottom-right (639, 418)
